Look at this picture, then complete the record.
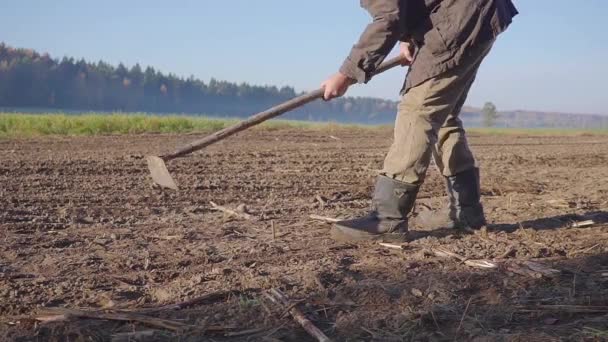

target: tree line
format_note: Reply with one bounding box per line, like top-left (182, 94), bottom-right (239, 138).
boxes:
top-left (0, 43), bottom-right (399, 123)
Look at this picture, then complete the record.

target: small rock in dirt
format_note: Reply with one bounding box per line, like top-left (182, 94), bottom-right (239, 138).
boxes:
top-left (93, 237), bottom-right (111, 246)
top-left (189, 274), bottom-right (205, 286)
top-left (543, 318), bottom-right (559, 325)
top-left (77, 216), bottom-right (95, 224)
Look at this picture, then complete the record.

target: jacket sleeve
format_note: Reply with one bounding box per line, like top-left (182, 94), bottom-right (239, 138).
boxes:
top-left (340, 0), bottom-right (407, 83)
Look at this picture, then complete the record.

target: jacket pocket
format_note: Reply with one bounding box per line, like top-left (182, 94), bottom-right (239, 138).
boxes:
top-left (426, 0), bottom-right (482, 59)
top-left (424, 26), bottom-right (451, 59)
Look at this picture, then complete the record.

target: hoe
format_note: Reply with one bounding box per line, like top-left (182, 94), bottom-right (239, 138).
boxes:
top-left (147, 56), bottom-right (403, 190)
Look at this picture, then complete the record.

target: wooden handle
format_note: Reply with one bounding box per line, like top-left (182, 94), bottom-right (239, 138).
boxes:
top-left (162, 55), bottom-right (404, 161)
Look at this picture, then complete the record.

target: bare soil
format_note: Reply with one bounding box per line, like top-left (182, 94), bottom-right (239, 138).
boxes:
top-left (1, 128), bottom-right (607, 341)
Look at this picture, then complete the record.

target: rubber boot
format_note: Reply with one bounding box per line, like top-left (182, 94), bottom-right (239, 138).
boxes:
top-left (446, 168), bottom-right (486, 230)
top-left (330, 175), bottom-right (419, 242)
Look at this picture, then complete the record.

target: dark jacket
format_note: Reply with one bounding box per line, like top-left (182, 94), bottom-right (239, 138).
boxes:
top-left (340, 0), bottom-right (518, 92)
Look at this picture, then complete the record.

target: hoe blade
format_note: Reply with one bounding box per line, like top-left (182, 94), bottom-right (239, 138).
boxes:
top-left (146, 156), bottom-right (178, 190)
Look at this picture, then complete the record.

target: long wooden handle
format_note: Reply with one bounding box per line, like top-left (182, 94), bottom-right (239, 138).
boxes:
top-left (162, 55), bottom-right (404, 161)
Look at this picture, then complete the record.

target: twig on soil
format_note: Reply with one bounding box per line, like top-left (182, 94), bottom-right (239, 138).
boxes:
top-left (112, 330), bottom-right (163, 341)
top-left (135, 290), bottom-right (239, 313)
top-left (457, 297), bottom-right (474, 333)
top-left (505, 261), bottom-right (561, 279)
top-left (230, 229), bottom-right (257, 240)
top-left (522, 261), bottom-right (561, 277)
top-left (571, 220), bottom-right (595, 228)
top-left (571, 244), bottom-right (601, 256)
top-left (265, 289), bottom-right (333, 342)
top-left (309, 215), bottom-right (341, 223)
top-left (499, 247), bottom-right (516, 259)
top-left (465, 260), bottom-right (499, 269)
top-left (210, 201), bottom-right (253, 220)
top-left (147, 234), bottom-right (182, 241)
top-left (427, 247), bottom-right (561, 276)
top-left (428, 247), bottom-right (499, 269)
top-left (36, 308), bottom-right (189, 332)
top-left (430, 247), bottom-right (466, 262)
top-left (315, 195), bottom-right (327, 208)
top-left (515, 305), bottom-right (608, 313)
top-left (546, 199), bottom-right (573, 209)
top-left (223, 327), bottom-right (268, 337)
top-left (378, 243), bottom-right (405, 250)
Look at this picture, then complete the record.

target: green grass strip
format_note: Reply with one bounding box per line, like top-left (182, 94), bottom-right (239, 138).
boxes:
top-left (1, 112), bottom-right (607, 138)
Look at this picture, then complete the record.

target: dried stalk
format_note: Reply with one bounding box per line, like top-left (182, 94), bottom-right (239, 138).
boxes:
top-left (571, 220), bottom-right (595, 228)
top-left (428, 246), bottom-right (562, 276)
top-left (210, 201), bottom-right (253, 220)
top-left (378, 243), bottom-right (404, 250)
top-left (136, 290), bottom-right (238, 313)
top-left (112, 330), bottom-right (160, 341)
top-left (266, 289), bottom-right (332, 342)
top-left (36, 308), bottom-right (189, 332)
top-left (309, 215), bottom-right (341, 223)
top-left (516, 305), bottom-right (608, 313)
top-left (429, 247), bottom-right (498, 269)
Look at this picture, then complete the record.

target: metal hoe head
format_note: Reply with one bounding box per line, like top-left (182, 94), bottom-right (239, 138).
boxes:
top-left (146, 156), bottom-right (178, 190)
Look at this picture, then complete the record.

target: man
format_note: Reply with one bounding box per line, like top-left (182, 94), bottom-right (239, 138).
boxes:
top-left (322, 0), bottom-right (518, 242)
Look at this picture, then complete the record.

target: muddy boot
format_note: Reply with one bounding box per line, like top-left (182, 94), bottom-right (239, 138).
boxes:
top-left (331, 175), bottom-right (419, 242)
top-left (446, 168), bottom-right (486, 230)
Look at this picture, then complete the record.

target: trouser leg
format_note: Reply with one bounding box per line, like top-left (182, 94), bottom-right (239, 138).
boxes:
top-left (382, 41), bottom-right (493, 184)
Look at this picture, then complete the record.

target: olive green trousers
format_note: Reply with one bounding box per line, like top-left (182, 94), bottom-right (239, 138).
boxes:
top-left (382, 41), bottom-right (494, 184)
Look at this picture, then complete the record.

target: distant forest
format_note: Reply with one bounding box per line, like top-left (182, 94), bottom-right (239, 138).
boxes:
top-left (0, 43), bottom-right (398, 124)
top-left (2, 42), bottom-right (608, 128)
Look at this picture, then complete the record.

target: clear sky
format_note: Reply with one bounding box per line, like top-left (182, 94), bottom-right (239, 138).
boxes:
top-left (1, 1), bottom-right (607, 114)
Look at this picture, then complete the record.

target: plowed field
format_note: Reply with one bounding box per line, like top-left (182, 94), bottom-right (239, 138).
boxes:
top-left (1, 129), bottom-right (607, 341)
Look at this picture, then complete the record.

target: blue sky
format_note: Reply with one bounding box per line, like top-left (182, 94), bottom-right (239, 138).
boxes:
top-left (2, 1), bottom-right (607, 114)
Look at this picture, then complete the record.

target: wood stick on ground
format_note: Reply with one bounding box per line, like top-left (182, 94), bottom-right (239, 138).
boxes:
top-left (136, 290), bottom-right (238, 313)
top-left (380, 244), bottom-right (495, 268)
top-left (504, 263), bottom-right (545, 279)
top-left (36, 308), bottom-right (189, 332)
top-left (571, 244), bottom-right (601, 257)
top-left (430, 247), bottom-right (466, 262)
top-left (223, 327), bottom-right (268, 337)
top-left (112, 330), bottom-right (161, 342)
top-left (210, 201), bottom-right (253, 220)
top-left (309, 215), bottom-right (341, 223)
top-left (515, 305), bottom-right (608, 313)
top-left (522, 261), bottom-right (561, 277)
top-left (456, 297), bottom-right (473, 333)
top-left (429, 247), bottom-right (498, 268)
top-left (571, 220), bottom-right (595, 228)
top-left (147, 234), bottom-right (182, 241)
top-left (266, 289), bottom-right (333, 342)
top-left (505, 262), bottom-right (561, 279)
top-left (499, 247), bottom-right (516, 259)
top-left (429, 247), bottom-right (562, 275)
top-left (315, 195), bottom-right (326, 208)
top-left (378, 243), bottom-right (405, 250)
top-left (464, 259), bottom-right (498, 269)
